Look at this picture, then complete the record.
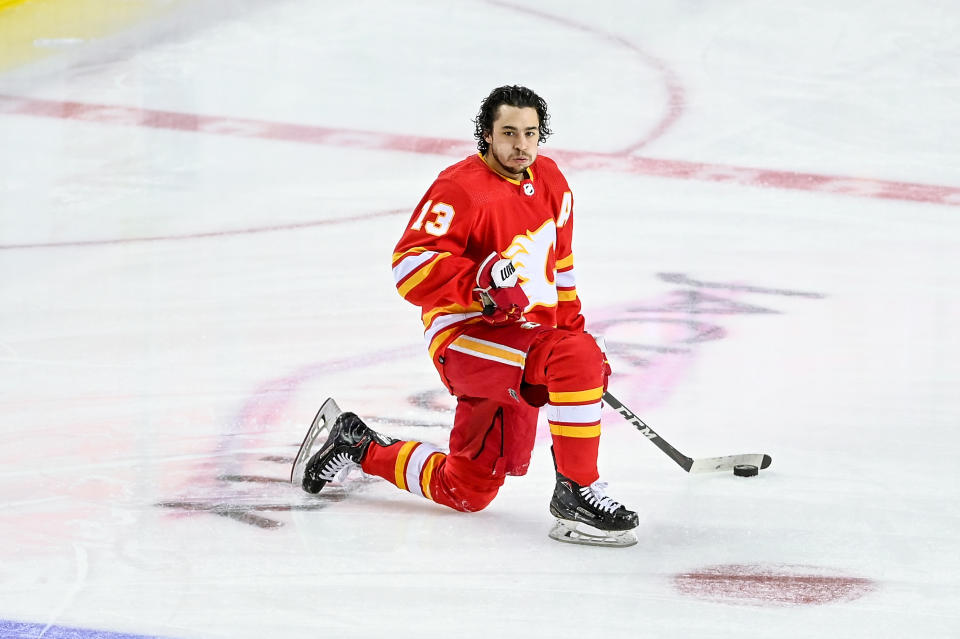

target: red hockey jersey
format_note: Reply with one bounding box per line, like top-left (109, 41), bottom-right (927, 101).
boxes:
top-left (392, 153), bottom-right (585, 365)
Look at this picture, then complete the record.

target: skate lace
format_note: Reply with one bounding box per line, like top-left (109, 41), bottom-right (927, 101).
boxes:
top-left (579, 481), bottom-right (622, 514)
top-left (318, 452), bottom-right (356, 481)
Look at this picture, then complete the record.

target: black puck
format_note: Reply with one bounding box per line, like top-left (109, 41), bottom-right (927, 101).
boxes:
top-left (733, 464), bottom-right (759, 477)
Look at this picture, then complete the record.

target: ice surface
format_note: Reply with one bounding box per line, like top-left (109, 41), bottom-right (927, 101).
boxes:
top-left (1, 1), bottom-right (958, 638)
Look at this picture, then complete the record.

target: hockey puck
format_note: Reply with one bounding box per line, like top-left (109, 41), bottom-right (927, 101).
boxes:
top-left (733, 464), bottom-right (759, 477)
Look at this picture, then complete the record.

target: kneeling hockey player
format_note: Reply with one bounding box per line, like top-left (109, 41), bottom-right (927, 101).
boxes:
top-left (294, 85), bottom-right (638, 546)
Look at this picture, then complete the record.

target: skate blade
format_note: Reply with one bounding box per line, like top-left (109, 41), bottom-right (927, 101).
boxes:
top-left (289, 398), bottom-right (342, 487)
top-left (548, 519), bottom-right (638, 548)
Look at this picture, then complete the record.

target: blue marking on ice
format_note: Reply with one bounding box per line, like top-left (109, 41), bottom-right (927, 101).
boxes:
top-left (0, 619), bottom-right (172, 639)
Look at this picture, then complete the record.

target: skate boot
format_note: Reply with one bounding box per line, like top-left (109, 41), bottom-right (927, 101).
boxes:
top-left (548, 474), bottom-right (639, 547)
top-left (301, 411), bottom-right (392, 494)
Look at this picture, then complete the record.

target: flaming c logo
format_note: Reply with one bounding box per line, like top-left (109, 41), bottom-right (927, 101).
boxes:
top-left (502, 220), bottom-right (557, 310)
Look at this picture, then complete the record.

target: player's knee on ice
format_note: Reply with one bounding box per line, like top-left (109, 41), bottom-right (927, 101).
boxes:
top-left (440, 456), bottom-right (506, 513)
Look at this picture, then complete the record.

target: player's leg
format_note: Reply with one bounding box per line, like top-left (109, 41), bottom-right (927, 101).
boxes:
top-left (523, 329), bottom-right (603, 485)
top-left (360, 395), bottom-right (537, 511)
top-left (523, 330), bottom-right (639, 540)
top-left (356, 399), bottom-right (488, 511)
top-left (299, 410), bottom-right (462, 507)
top-left (349, 322), bottom-right (543, 511)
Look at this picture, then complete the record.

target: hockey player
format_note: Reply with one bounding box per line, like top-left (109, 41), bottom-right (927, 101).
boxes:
top-left (295, 85), bottom-right (638, 546)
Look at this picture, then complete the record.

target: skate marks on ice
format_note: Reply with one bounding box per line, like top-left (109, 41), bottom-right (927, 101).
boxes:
top-left (156, 391), bottom-right (453, 530)
top-left (674, 563), bottom-right (876, 606)
top-left (155, 454), bottom-right (380, 530)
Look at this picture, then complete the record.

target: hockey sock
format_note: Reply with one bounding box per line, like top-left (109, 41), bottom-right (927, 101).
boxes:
top-left (362, 440), bottom-right (446, 501)
top-left (548, 387), bottom-right (602, 486)
top-left (362, 441), bottom-right (510, 512)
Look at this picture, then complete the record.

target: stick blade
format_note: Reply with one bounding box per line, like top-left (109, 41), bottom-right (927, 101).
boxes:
top-left (688, 453), bottom-right (772, 474)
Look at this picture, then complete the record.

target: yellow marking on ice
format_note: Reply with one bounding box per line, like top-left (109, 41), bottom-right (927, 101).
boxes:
top-left (0, 0), bottom-right (180, 72)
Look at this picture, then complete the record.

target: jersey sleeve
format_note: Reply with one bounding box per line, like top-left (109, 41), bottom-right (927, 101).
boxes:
top-left (554, 188), bottom-right (586, 332)
top-left (392, 178), bottom-right (483, 313)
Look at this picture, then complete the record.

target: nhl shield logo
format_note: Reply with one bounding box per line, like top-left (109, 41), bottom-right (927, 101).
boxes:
top-left (521, 180), bottom-right (535, 197)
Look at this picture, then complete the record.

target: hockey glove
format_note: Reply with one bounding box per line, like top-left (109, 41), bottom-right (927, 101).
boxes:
top-left (591, 334), bottom-right (613, 393)
top-left (473, 251), bottom-right (529, 326)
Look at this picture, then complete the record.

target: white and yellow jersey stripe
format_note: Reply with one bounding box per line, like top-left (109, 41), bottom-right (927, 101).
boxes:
top-left (446, 335), bottom-right (527, 369)
top-left (555, 252), bottom-right (578, 303)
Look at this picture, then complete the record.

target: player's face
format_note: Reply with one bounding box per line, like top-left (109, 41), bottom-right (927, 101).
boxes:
top-left (483, 105), bottom-right (540, 179)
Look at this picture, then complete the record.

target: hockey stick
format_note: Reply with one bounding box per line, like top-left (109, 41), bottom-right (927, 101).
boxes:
top-left (603, 390), bottom-right (772, 473)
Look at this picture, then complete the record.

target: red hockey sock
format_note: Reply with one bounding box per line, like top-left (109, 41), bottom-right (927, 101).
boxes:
top-left (362, 442), bottom-right (505, 513)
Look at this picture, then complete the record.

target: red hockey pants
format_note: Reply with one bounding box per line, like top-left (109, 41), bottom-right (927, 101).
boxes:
top-left (361, 323), bottom-right (606, 512)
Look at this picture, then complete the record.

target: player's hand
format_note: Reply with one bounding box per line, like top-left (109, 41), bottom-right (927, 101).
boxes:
top-left (473, 251), bottom-right (529, 325)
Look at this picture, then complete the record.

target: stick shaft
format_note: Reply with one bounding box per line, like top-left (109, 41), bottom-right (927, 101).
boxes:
top-left (603, 390), bottom-right (693, 471)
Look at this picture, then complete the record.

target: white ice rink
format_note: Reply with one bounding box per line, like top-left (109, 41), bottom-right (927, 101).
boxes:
top-left (1, 1), bottom-right (959, 637)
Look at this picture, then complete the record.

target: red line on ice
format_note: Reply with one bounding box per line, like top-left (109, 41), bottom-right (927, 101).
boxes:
top-left (3, 94), bottom-right (957, 207)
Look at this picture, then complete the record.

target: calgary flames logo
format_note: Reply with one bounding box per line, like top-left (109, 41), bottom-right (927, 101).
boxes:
top-left (501, 220), bottom-right (557, 310)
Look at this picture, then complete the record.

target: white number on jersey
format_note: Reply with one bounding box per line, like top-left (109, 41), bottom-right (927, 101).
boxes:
top-left (411, 200), bottom-right (455, 237)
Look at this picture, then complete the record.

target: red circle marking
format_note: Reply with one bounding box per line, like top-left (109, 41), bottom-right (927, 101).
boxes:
top-left (674, 563), bottom-right (876, 606)
top-left (482, 0), bottom-right (685, 153)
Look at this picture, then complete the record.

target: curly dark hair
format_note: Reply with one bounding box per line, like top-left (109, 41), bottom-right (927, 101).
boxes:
top-left (473, 85), bottom-right (552, 154)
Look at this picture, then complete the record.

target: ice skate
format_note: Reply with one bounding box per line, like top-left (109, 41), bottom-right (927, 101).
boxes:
top-left (290, 398), bottom-right (343, 487)
top-left (548, 474), bottom-right (639, 547)
top-left (292, 401), bottom-right (393, 494)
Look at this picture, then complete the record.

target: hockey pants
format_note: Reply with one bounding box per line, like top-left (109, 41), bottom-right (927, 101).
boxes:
top-left (361, 325), bottom-right (606, 512)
